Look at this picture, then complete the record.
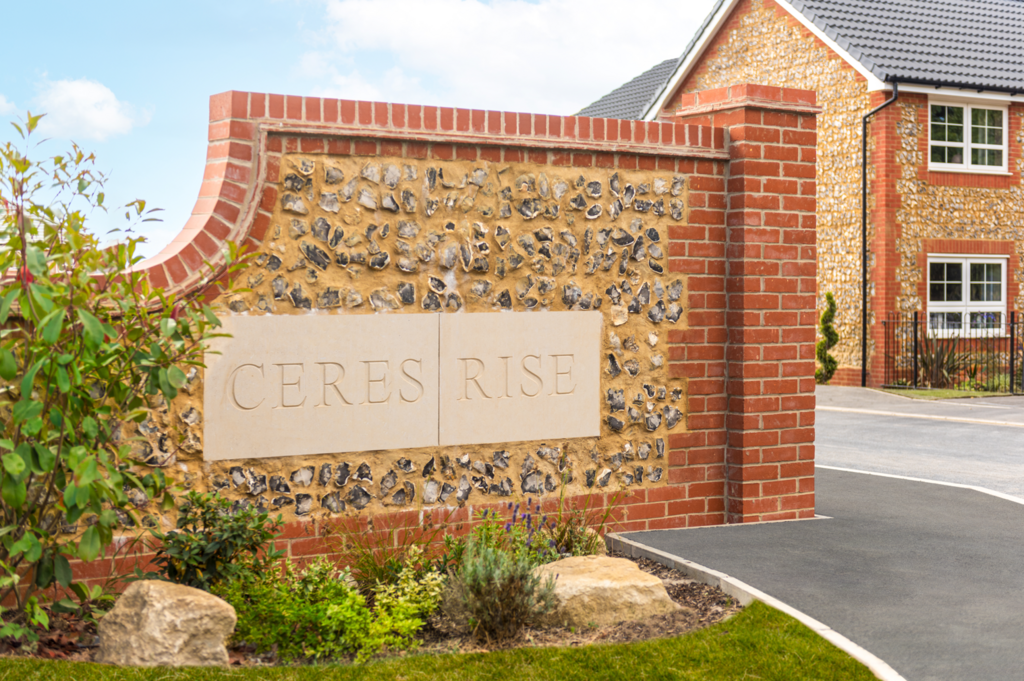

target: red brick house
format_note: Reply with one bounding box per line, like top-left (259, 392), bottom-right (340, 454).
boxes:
top-left (582, 0), bottom-right (1024, 387)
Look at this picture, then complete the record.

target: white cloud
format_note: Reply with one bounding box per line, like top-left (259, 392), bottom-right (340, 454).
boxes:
top-left (34, 78), bottom-right (150, 142)
top-left (0, 95), bottom-right (14, 116)
top-left (307, 0), bottom-right (718, 115)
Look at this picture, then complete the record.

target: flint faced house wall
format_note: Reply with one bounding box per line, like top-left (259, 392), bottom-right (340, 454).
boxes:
top-left (660, 0), bottom-right (870, 384)
top-left (657, 0), bottom-right (1024, 386)
top-left (65, 87), bottom-right (819, 586)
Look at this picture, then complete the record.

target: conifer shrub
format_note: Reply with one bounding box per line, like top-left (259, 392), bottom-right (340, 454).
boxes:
top-left (815, 292), bottom-right (839, 384)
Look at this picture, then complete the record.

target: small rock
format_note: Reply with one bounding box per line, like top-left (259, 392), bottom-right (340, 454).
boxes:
top-left (423, 480), bottom-right (440, 504)
top-left (282, 194), bottom-right (308, 215)
top-left (347, 485), bottom-right (372, 510)
top-left (493, 451), bottom-right (510, 469)
top-left (97, 581), bottom-right (236, 668)
top-left (325, 167), bottom-right (344, 185)
top-left (321, 492), bottom-right (345, 513)
top-left (664, 406), bottom-right (683, 429)
top-left (357, 189), bottom-right (377, 210)
top-left (290, 466), bottom-right (314, 487)
top-left (397, 282), bottom-right (416, 305)
top-left (380, 470), bottom-right (398, 497)
top-left (457, 475), bottom-right (472, 503)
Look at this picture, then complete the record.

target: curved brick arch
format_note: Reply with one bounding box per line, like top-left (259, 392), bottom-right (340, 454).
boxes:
top-left (133, 90), bottom-right (723, 297)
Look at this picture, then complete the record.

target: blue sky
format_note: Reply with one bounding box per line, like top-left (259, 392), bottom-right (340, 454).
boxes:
top-left (2, 0), bottom-right (716, 257)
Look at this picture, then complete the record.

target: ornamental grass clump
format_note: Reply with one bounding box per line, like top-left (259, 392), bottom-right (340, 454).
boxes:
top-left (541, 484), bottom-right (621, 558)
top-left (326, 509), bottom-right (455, 598)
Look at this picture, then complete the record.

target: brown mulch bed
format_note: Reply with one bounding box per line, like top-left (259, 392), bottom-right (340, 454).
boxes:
top-left (0, 552), bottom-right (741, 665)
top-left (0, 612), bottom-right (99, 662)
top-left (409, 551), bottom-right (741, 657)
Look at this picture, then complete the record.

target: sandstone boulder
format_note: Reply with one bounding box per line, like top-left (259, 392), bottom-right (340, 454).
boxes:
top-left (97, 580), bottom-right (236, 667)
top-left (535, 555), bottom-right (678, 628)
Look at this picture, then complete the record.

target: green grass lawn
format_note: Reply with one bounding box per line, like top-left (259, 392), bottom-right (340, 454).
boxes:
top-left (0, 602), bottom-right (876, 681)
top-left (882, 387), bottom-right (1011, 400)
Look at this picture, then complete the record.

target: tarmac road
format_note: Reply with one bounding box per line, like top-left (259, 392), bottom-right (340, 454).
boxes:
top-left (622, 386), bottom-right (1024, 681)
top-left (816, 386), bottom-right (1024, 497)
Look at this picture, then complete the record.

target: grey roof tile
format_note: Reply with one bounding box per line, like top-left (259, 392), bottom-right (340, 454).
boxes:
top-left (789, 0), bottom-right (1024, 92)
top-left (582, 0), bottom-right (1024, 120)
top-left (576, 57), bottom-right (681, 119)
top-left (577, 0), bottom-right (729, 119)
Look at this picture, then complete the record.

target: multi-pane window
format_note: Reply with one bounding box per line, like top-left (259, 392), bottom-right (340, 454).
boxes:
top-left (929, 101), bottom-right (1007, 172)
top-left (927, 257), bottom-right (1006, 334)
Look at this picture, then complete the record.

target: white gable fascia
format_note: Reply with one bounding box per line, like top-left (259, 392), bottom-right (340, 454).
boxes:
top-left (643, 0), bottom-right (888, 121)
top-left (643, 0), bottom-right (743, 121)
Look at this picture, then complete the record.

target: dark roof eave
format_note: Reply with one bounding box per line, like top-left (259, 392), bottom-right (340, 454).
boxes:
top-left (885, 76), bottom-right (1024, 97)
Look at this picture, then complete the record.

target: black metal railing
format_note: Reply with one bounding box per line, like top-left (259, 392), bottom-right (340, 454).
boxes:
top-left (882, 311), bottom-right (1024, 393)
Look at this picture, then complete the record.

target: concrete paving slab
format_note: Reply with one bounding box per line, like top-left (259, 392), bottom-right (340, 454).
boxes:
top-left (622, 468), bottom-right (1024, 681)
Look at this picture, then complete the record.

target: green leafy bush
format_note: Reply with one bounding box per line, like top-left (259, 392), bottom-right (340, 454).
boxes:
top-left (815, 292), bottom-right (839, 384)
top-left (135, 491), bottom-right (284, 592)
top-left (443, 538), bottom-right (557, 642)
top-left (217, 548), bottom-right (443, 663)
top-left (0, 115), bottom-right (243, 639)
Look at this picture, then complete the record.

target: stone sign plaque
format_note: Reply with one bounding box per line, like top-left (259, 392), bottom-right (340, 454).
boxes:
top-left (203, 311), bottom-right (601, 460)
top-left (438, 312), bottom-right (601, 446)
top-left (204, 315), bottom-right (440, 460)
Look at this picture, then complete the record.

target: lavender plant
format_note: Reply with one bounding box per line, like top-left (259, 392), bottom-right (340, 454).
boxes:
top-left (470, 499), bottom-right (559, 568)
top-left (443, 538), bottom-right (556, 642)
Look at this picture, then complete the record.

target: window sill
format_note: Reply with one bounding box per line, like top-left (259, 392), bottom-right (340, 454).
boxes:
top-left (927, 166), bottom-right (1011, 177)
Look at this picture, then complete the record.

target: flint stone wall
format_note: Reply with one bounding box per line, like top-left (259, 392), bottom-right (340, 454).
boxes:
top-left (59, 86), bottom-right (819, 589)
top-left (165, 153), bottom-right (692, 517)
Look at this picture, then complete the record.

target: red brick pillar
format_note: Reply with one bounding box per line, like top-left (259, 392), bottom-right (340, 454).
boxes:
top-left (866, 91), bottom-right (904, 388)
top-left (676, 85), bottom-right (818, 523)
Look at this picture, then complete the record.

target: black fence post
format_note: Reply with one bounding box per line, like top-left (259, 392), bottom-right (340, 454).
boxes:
top-left (912, 311), bottom-right (919, 389)
top-left (1009, 311), bottom-right (1015, 395)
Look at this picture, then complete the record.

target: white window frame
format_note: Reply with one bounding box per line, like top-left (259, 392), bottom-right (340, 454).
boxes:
top-left (926, 254), bottom-right (1008, 337)
top-left (927, 98), bottom-right (1009, 174)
